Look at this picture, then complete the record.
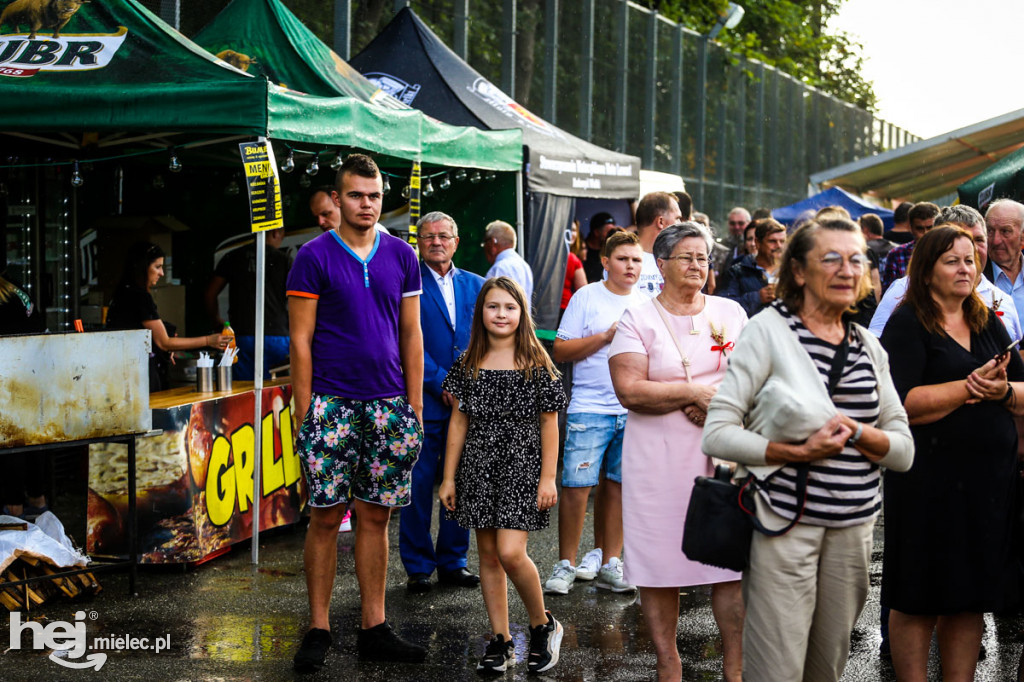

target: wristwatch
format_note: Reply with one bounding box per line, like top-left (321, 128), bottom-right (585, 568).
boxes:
top-left (848, 421), bottom-right (864, 446)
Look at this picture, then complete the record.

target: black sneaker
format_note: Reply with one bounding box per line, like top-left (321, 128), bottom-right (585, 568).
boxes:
top-left (293, 628), bottom-right (331, 673)
top-left (357, 621), bottom-right (427, 663)
top-left (476, 633), bottom-right (515, 674)
top-left (527, 611), bottom-right (563, 674)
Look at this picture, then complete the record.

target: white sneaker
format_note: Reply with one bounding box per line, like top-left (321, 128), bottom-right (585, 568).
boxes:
top-left (575, 548), bottom-right (603, 581)
top-left (338, 509), bottom-right (352, 533)
top-left (544, 560), bottom-right (576, 594)
top-left (596, 557), bottom-right (636, 593)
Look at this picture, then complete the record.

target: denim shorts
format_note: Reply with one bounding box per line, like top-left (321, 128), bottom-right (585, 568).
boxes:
top-left (296, 393), bottom-right (423, 508)
top-left (561, 413), bottom-right (627, 487)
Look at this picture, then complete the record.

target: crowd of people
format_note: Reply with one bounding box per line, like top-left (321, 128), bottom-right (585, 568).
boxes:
top-left (279, 156), bottom-right (1024, 681)
top-left (48, 151), bottom-right (1022, 679)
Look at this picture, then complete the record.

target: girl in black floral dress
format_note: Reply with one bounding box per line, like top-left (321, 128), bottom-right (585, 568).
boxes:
top-left (439, 277), bottom-right (568, 675)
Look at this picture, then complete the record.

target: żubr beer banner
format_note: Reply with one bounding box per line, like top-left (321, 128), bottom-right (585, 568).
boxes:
top-left (239, 141), bottom-right (284, 232)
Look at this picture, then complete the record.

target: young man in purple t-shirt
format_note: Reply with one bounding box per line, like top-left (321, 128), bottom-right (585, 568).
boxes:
top-left (287, 154), bottom-right (426, 671)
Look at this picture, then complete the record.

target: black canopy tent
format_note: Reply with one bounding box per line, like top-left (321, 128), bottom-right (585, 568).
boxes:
top-left (350, 8), bottom-right (641, 334)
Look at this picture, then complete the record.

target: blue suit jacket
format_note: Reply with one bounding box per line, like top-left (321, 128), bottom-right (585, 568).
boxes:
top-left (421, 261), bottom-right (485, 422)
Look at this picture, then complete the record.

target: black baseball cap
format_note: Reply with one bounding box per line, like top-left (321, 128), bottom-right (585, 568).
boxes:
top-left (589, 211), bottom-right (615, 236)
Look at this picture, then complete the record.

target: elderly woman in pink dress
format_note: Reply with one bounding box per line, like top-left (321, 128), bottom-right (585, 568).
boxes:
top-left (609, 222), bottom-right (748, 682)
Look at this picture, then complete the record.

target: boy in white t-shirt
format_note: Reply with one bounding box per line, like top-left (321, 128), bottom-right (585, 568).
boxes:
top-left (544, 231), bottom-right (647, 595)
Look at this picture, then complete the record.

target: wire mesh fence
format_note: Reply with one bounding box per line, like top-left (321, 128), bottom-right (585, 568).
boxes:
top-left (145, 0), bottom-right (919, 227)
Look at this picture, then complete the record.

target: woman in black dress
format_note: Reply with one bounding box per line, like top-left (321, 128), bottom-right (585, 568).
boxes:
top-left (880, 226), bottom-right (1024, 681)
top-left (106, 242), bottom-right (229, 392)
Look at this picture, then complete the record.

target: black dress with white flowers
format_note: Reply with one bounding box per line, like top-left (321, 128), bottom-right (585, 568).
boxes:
top-left (442, 359), bottom-right (568, 531)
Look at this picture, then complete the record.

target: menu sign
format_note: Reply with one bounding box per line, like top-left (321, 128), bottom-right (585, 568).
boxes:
top-left (239, 141), bottom-right (283, 232)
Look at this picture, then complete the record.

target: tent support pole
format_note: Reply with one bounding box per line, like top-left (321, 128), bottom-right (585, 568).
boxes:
top-left (515, 171), bottom-right (525, 258)
top-left (251, 139), bottom-right (268, 565)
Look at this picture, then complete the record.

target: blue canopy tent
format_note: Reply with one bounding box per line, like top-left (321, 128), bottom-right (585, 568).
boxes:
top-left (772, 187), bottom-right (893, 229)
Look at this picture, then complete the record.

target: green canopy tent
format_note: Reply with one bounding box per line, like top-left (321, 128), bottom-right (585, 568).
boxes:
top-left (192, 0), bottom-right (523, 275)
top-left (193, 0), bottom-right (394, 103)
top-left (0, 0), bottom-right (520, 563)
top-left (958, 146), bottom-right (1024, 211)
top-left (0, 0), bottom-right (522, 168)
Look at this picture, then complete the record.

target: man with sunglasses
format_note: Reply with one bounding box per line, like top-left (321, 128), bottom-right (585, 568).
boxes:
top-left (400, 211), bottom-right (484, 594)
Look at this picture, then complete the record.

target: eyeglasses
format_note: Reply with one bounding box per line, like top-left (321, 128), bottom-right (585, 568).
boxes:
top-left (420, 234), bottom-right (455, 243)
top-left (728, 220), bottom-right (747, 226)
top-left (819, 252), bottom-right (867, 271)
top-left (661, 255), bottom-right (710, 267)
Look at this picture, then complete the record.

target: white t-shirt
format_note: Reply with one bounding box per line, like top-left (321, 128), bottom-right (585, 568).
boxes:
top-left (602, 251), bottom-right (663, 299)
top-left (636, 252), bottom-right (663, 299)
top-left (557, 282), bottom-right (646, 414)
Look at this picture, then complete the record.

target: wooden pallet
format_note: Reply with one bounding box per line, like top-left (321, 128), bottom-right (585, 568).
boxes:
top-left (0, 557), bottom-right (101, 611)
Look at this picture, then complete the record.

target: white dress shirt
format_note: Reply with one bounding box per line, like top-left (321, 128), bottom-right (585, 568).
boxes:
top-left (428, 265), bottom-right (457, 328)
top-left (869, 274), bottom-right (1023, 343)
top-left (486, 248), bottom-right (534, 305)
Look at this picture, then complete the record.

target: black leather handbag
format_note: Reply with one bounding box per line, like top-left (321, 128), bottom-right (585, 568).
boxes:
top-left (683, 466), bottom-right (757, 571)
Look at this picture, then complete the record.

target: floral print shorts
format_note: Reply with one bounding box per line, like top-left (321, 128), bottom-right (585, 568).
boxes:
top-left (296, 393), bottom-right (423, 508)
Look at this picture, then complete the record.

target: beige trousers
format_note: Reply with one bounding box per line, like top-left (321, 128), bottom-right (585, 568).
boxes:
top-left (741, 502), bottom-right (874, 682)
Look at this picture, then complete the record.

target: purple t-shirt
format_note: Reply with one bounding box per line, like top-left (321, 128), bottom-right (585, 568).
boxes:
top-left (286, 230), bottom-right (422, 399)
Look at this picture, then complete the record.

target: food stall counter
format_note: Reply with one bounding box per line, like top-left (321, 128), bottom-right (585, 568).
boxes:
top-left (88, 379), bottom-right (304, 564)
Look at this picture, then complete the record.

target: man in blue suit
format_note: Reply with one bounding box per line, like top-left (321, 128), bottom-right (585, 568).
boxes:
top-left (400, 211), bottom-right (485, 593)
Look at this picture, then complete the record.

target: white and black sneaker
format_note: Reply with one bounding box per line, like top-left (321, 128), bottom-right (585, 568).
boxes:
top-left (575, 548), bottom-right (603, 581)
top-left (476, 633), bottom-right (515, 674)
top-left (527, 611), bottom-right (563, 674)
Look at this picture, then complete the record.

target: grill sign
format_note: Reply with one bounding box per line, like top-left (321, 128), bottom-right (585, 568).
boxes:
top-left (0, 26), bottom-right (127, 77)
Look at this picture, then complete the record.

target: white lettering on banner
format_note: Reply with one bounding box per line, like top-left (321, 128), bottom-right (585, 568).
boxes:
top-left (538, 155), bottom-right (634, 179)
top-left (572, 177), bottom-right (602, 189)
top-left (0, 27), bottom-right (128, 76)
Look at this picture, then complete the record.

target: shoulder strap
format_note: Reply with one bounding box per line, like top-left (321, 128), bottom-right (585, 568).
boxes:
top-left (652, 298), bottom-right (692, 383)
top-left (745, 321), bottom-right (851, 537)
top-left (826, 322), bottom-right (852, 397)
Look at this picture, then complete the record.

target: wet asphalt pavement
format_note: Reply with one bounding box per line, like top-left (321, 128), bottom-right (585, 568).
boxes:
top-left (3, 495), bottom-right (1024, 681)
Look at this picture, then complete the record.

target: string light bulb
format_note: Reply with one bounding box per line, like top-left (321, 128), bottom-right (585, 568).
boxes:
top-left (470, 171), bottom-right (481, 184)
top-left (168, 148), bottom-right (182, 173)
top-left (455, 169), bottom-right (467, 182)
top-left (439, 173), bottom-right (451, 190)
top-left (306, 154), bottom-right (320, 176)
top-left (280, 148), bottom-right (295, 173)
top-left (422, 177), bottom-right (434, 197)
top-left (401, 184), bottom-right (411, 200)
top-left (330, 150), bottom-right (344, 170)
top-left (71, 160), bottom-right (84, 188)
top-left (382, 174), bottom-right (391, 195)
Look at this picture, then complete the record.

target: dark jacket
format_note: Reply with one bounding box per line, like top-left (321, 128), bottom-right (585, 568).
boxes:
top-left (719, 254), bottom-right (768, 318)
